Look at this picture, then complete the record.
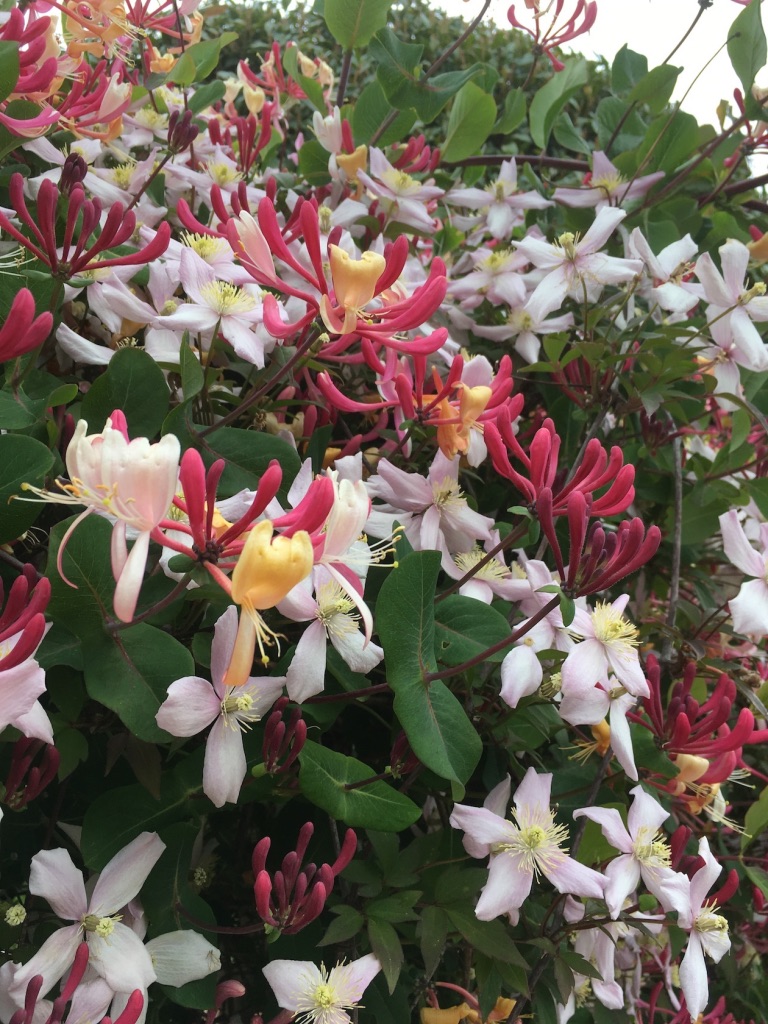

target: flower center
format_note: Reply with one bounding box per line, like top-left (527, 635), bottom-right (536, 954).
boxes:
top-left (696, 902), bottom-right (729, 934)
top-left (314, 983), bottom-right (336, 1009)
top-left (589, 601), bottom-right (639, 648)
top-left (556, 231), bottom-right (579, 261)
top-left (591, 171), bottom-right (624, 195)
top-left (454, 548), bottom-right (510, 583)
top-left (318, 206), bottom-right (333, 234)
top-left (492, 811), bottom-right (569, 877)
top-left (182, 231), bottom-right (229, 261)
top-left (508, 308), bottom-right (534, 332)
top-left (432, 477), bottom-right (465, 512)
top-left (205, 161), bottom-right (242, 186)
top-left (632, 825), bottom-right (671, 869)
top-left (480, 248), bottom-right (512, 271)
top-left (200, 281), bottom-right (256, 316)
top-left (82, 913), bottom-right (121, 936)
top-left (111, 162), bottom-right (135, 189)
top-left (221, 693), bottom-right (254, 715)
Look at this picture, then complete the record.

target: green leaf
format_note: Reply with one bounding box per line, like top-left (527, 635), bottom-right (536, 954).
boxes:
top-left (529, 57), bottom-right (588, 149)
top-left (635, 110), bottom-right (701, 174)
top-left (0, 434), bottom-right (54, 545)
top-left (743, 784), bottom-right (768, 850)
top-left (627, 64), bottom-right (681, 115)
top-left (0, 42), bottom-right (19, 105)
top-left (205, 426), bottom-right (301, 494)
top-left (180, 342), bottom-right (204, 399)
top-left (80, 762), bottom-right (203, 869)
top-left (84, 624), bottom-right (194, 743)
top-left (494, 88), bottom-right (526, 134)
top-left (552, 112), bottom-right (592, 155)
top-left (434, 595), bottom-right (511, 665)
top-left (0, 387), bottom-right (44, 429)
top-left (367, 890), bottom-right (421, 922)
top-left (371, 28), bottom-right (489, 124)
top-left (611, 45), bottom-right (648, 93)
top-left (319, 907), bottom-right (365, 945)
top-left (419, 906), bottom-right (449, 977)
top-left (166, 32), bottom-right (238, 86)
top-left (324, 0), bottom-right (392, 49)
top-left (299, 741), bottom-right (421, 831)
top-left (377, 552), bottom-right (481, 784)
top-left (45, 514), bottom-right (116, 641)
top-left (443, 905), bottom-right (529, 968)
top-left (187, 79), bottom-right (226, 113)
top-left (441, 82), bottom-right (496, 162)
top-left (351, 81), bottom-right (416, 146)
top-left (297, 138), bottom-right (333, 186)
top-left (367, 918), bottom-right (403, 993)
top-left (728, 0), bottom-right (767, 102)
top-left (81, 347), bottom-right (170, 437)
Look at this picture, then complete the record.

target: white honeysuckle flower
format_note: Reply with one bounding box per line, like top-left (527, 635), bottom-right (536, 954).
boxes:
top-left (263, 953), bottom-right (381, 1024)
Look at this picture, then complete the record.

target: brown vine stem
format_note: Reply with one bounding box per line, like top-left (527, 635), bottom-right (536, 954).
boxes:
top-left (426, 595), bottom-right (560, 681)
top-left (443, 154), bottom-right (588, 171)
top-left (369, 0), bottom-right (493, 147)
top-left (303, 682), bottom-right (391, 704)
top-left (660, 434), bottom-right (683, 668)
top-left (661, 0), bottom-right (711, 67)
top-left (336, 49), bottom-right (353, 108)
top-left (196, 328), bottom-right (320, 438)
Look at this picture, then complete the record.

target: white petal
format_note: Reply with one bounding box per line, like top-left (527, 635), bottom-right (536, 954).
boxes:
top-left (89, 832), bottom-right (166, 917)
top-left (145, 930), bottom-right (221, 986)
top-left (29, 849), bottom-right (87, 919)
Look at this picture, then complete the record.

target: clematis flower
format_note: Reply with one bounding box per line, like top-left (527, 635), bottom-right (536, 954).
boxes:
top-left (561, 595), bottom-right (648, 698)
top-left (513, 207), bottom-right (643, 305)
top-left (156, 606), bottom-right (285, 807)
top-left (554, 151), bottom-right (663, 209)
top-left (660, 838), bottom-right (732, 1021)
top-left (10, 833), bottom-right (165, 999)
top-left (573, 786), bottom-right (688, 918)
top-left (445, 158), bottom-right (552, 240)
top-left (718, 509), bottom-right (768, 636)
top-left (450, 768), bottom-right (604, 922)
top-left (263, 953), bottom-right (381, 1024)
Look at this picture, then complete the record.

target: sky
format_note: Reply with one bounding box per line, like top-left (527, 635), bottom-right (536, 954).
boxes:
top-left (433, 0), bottom-right (767, 131)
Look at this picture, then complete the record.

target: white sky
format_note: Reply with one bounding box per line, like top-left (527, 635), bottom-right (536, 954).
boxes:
top-left (435, 0), bottom-right (768, 130)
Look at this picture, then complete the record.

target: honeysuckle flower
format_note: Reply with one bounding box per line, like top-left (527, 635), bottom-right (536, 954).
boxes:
top-left (449, 768), bottom-right (604, 921)
top-left (446, 159), bottom-right (553, 240)
top-left (695, 238), bottom-right (768, 372)
top-left (23, 411), bottom-right (180, 623)
top-left (661, 838), bottom-right (731, 1021)
top-left (263, 953), bottom-right (381, 1024)
top-left (718, 509), bottom-right (768, 636)
top-left (10, 833), bottom-right (165, 999)
top-left (156, 606), bottom-right (284, 807)
top-left (320, 245), bottom-right (386, 335)
top-left (225, 519), bottom-right (314, 686)
top-left (554, 152), bottom-right (664, 209)
top-left (513, 207), bottom-right (643, 304)
top-left (573, 786), bottom-right (687, 918)
top-left (561, 595), bottom-right (648, 698)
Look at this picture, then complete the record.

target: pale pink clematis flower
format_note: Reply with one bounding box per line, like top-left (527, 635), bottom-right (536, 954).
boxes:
top-left (558, 679), bottom-right (638, 780)
top-left (10, 833), bottom-right (165, 1000)
top-left (629, 228), bottom-right (699, 314)
top-left (27, 411), bottom-right (180, 623)
top-left (513, 207), bottom-right (643, 305)
top-left (263, 953), bottom-right (381, 1024)
top-left (449, 768), bottom-right (605, 922)
top-left (156, 607), bottom-right (285, 807)
top-left (573, 785), bottom-right (688, 918)
top-left (695, 238), bottom-right (768, 372)
top-left (356, 147), bottom-right (443, 233)
top-left (554, 152), bottom-right (664, 210)
top-left (718, 509), bottom-right (768, 637)
top-left (446, 158), bottom-right (553, 240)
top-left (660, 838), bottom-right (731, 1022)
top-left (561, 595), bottom-right (648, 698)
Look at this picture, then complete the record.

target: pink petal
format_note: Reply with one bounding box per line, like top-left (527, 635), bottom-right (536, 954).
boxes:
top-left (29, 849), bottom-right (87, 919)
top-left (203, 716), bottom-right (246, 807)
top-left (210, 606), bottom-right (240, 691)
top-left (572, 807), bottom-right (631, 853)
top-left (264, 960), bottom-right (322, 1011)
top-left (603, 854), bottom-right (641, 918)
top-left (10, 923), bottom-right (82, 997)
top-left (719, 510), bottom-right (766, 577)
top-left (513, 767), bottom-right (552, 817)
top-left (286, 619), bottom-right (328, 703)
top-left (679, 934), bottom-right (708, 1022)
top-left (476, 853), bottom-right (532, 920)
top-left (88, 922), bottom-right (157, 992)
top-left (449, 804), bottom-right (514, 849)
top-left (89, 832), bottom-right (166, 916)
top-left (545, 856), bottom-right (605, 899)
top-left (729, 578), bottom-right (768, 636)
top-left (155, 677), bottom-right (219, 736)
top-left (329, 954), bottom-right (381, 1003)
top-left (500, 645), bottom-right (542, 708)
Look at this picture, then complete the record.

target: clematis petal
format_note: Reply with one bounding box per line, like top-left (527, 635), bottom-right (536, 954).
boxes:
top-left (679, 934), bottom-right (709, 1022)
top-left (545, 856), bottom-right (605, 899)
top-left (264, 960), bottom-right (323, 1011)
top-left (145, 930), bottom-right (221, 986)
top-left (329, 953), bottom-right (382, 1003)
top-left (476, 852), bottom-right (533, 920)
top-left (203, 716), bottom-right (247, 808)
top-left (10, 923), bottom-right (82, 997)
top-left (29, 849), bottom-right (88, 920)
top-left (89, 922), bottom-right (157, 992)
top-left (156, 676), bottom-right (220, 736)
top-left (500, 645), bottom-right (542, 707)
top-left (89, 832), bottom-right (166, 917)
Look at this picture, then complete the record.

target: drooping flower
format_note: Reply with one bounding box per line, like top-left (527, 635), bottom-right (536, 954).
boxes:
top-left (156, 606), bottom-right (285, 807)
top-left (450, 768), bottom-right (604, 922)
top-left (562, 595), bottom-right (648, 698)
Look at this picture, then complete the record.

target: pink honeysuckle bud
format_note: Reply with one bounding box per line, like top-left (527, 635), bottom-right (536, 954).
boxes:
top-left (262, 696), bottom-right (306, 775)
top-left (0, 289), bottom-right (53, 362)
top-left (3, 738), bottom-right (60, 809)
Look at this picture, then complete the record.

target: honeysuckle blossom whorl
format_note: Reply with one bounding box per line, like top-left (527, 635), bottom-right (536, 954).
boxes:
top-left (263, 953), bottom-right (381, 1024)
top-left (225, 519), bottom-right (314, 686)
top-left (10, 832), bottom-right (165, 999)
top-left (449, 768), bottom-right (604, 922)
top-left (25, 411), bottom-right (180, 623)
top-left (156, 606), bottom-right (285, 806)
